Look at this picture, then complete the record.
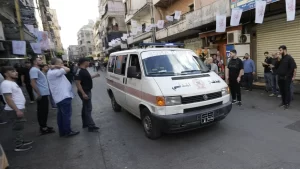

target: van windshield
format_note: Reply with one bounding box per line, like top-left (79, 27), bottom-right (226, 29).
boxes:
top-left (141, 50), bottom-right (208, 77)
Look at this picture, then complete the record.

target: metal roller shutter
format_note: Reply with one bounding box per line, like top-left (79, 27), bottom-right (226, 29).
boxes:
top-left (256, 17), bottom-right (300, 79)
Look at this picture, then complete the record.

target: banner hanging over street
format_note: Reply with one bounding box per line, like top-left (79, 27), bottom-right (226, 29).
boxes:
top-left (230, 0), bottom-right (279, 11)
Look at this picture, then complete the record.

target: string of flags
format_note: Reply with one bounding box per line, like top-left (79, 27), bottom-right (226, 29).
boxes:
top-left (216, 0), bottom-right (296, 32)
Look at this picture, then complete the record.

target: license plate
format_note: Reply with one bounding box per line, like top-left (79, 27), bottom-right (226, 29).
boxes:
top-left (197, 112), bottom-right (214, 124)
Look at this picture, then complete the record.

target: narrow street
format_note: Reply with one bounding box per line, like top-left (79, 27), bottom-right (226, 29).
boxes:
top-left (1, 70), bottom-right (300, 169)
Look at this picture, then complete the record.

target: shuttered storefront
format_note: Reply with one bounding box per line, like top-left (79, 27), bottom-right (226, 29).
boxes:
top-left (256, 15), bottom-right (300, 79)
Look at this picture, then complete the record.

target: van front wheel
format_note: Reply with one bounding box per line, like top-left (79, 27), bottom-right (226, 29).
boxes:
top-left (111, 94), bottom-right (121, 112)
top-left (141, 108), bottom-right (161, 140)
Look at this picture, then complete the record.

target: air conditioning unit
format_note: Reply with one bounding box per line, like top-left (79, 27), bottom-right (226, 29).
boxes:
top-left (239, 34), bottom-right (251, 43)
top-left (227, 30), bottom-right (241, 44)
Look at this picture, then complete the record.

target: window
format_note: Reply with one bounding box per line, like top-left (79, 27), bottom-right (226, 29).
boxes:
top-left (142, 23), bottom-right (146, 33)
top-left (189, 4), bottom-right (194, 12)
top-left (89, 48), bottom-right (92, 52)
top-left (114, 55), bottom-right (128, 75)
top-left (129, 54), bottom-right (141, 74)
top-left (87, 41), bottom-right (91, 44)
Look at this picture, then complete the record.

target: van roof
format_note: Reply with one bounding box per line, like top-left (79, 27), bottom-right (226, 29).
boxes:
top-left (110, 48), bottom-right (193, 56)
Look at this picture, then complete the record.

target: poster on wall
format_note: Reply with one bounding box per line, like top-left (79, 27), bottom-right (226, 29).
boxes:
top-left (230, 0), bottom-right (279, 12)
top-left (255, 0), bottom-right (266, 24)
top-left (286, 0), bottom-right (296, 21)
top-left (37, 31), bottom-right (50, 50)
top-left (30, 43), bottom-right (42, 54)
top-left (12, 41), bottom-right (26, 55)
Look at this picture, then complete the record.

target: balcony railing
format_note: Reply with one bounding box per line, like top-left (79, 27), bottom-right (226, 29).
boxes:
top-left (163, 12), bottom-right (189, 28)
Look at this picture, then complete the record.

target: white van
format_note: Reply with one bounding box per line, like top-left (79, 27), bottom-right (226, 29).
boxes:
top-left (106, 46), bottom-right (232, 139)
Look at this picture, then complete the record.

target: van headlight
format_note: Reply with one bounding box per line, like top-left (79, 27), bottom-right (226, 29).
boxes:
top-left (221, 87), bottom-right (230, 96)
top-left (156, 96), bottom-right (181, 106)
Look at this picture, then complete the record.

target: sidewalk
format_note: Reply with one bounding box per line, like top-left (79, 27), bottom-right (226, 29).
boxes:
top-left (253, 81), bottom-right (300, 94)
top-left (0, 85), bottom-right (106, 169)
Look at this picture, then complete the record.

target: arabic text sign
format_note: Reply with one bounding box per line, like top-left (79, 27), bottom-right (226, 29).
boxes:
top-left (230, 0), bottom-right (279, 11)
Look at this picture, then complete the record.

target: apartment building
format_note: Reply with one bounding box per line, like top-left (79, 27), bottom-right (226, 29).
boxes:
top-left (77, 20), bottom-right (95, 58)
top-left (68, 45), bottom-right (80, 61)
top-left (98, 0), bottom-right (127, 54)
top-left (93, 19), bottom-right (103, 58)
top-left (125, 0), bottom-right (154, 46)
top-left (49, 9), bottom-right (63, 52)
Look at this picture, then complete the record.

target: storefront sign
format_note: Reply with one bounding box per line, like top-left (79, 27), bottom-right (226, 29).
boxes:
top-left (186, 0), bottom-right (230, 30)
top-left (230, 0), bottom-right (279, 11)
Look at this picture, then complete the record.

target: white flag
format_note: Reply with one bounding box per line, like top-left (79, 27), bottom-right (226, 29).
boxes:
top-left (30, 43), bottom-right (42, 54)
top-left (137, 26), bottom-right (143, 32)
top-left (145, 26), bottom-right (151, 32)
top-left (123, 33), bottom-right (128, 37)
top-left (12, 41), bottom-right (26, 55)
top-left (24, 24), bottom-right (34, 34)
top-left (166, 15), bottom-right (174, 21)
top-left (255, 0), bottom-right (266, 24)
top-left (174, 11), bottom-right (181, 20)
top-left (131, 19), bottom-right (137, 27)
top-left (216, 15), bottom-right (226, 32)
top-left (151, 24), bottom-right (157, 28)
top-left (230, 8), bottom-right (243, 26)
top-left (286, 0), bottom-right (296, 21)
top-left (157, 20), bottom-right (165, 29)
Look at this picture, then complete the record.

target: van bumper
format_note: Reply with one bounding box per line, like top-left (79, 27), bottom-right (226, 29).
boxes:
top-left (152, 101), bottom-right (232, 133)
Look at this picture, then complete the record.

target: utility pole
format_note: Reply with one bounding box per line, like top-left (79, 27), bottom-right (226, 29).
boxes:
top-left (150, 1), bottom-right (155, 43)
top-left (14, 0), bottom-right (24, 40)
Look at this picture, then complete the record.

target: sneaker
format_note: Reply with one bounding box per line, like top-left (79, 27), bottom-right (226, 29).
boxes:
top-left (0, 121), bottom-right (7, 125)
top-left (23, 140), bottom-right (34, 146)
top-left (30, 101), bottom-right (34, 104)
top-left (279, 103), bottom-right (285, 107)
top-left (284, 104), bottom-right (289, 110)
top-left (88, 126), bottom-right (100, 132)
top-left (277, 95), bottom-right (282, 98)
top-left (232, 100), bottom-right (237, 104)
top-left (14, 144), bottom-right (32, 152)
top-left (269, 94), bottom-right (275, 97)
top-left (237, 101), bottom-right (242, 106)
top-left (65, 131), bottom-right (80, 137)
top-left (40, 127), bottom-right (55, 135)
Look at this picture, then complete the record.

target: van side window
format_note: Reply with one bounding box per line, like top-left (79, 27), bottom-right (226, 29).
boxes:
top-left (129, 54), bottom-right (141, 73)
top-left (115, 55), bottom-right (128, 75)
top-left (108, 56), bottom-right (116, 72)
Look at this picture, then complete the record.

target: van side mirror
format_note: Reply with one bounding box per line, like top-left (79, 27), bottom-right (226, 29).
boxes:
top-left (127, 66), bottom-right (141, 79)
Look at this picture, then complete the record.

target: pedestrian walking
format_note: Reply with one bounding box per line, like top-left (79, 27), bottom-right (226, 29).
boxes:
top-left (269, 53), bottom-right (281, 97)
top-left (276, 45), bottom-right (296, 109)
top-left (75, 58), bottom-right (100, 132)
top-left (40, 64), bottom-right (57, 109)
top-left (21, 62), bottom-right (35, 103)
top-left (29, 56), bottom-right (54, 135)
top-left (243, 53), bottom-right (255, 91)
top-left (1, 66), bottom-right (33, 152)
top-left (262, 52), bottom-right (273, 92)
top-left (226, 49), bottom-right (244, 106)
top-left (47, 58), bottom-right (79, 137)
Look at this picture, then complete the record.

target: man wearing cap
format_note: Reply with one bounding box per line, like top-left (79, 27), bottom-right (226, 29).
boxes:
top-left (75, 58), bottom-right (100, 132)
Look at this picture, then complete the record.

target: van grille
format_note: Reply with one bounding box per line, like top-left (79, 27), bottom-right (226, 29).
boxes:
top-left (182, 92), bottom-right (222, 104)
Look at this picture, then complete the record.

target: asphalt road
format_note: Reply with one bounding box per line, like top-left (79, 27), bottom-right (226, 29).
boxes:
top-left (1, 70), bottom-right (300, 169)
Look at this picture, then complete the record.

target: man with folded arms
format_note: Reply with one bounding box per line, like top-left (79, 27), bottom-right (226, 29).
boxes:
top-left (47, 58), bottom-right (79, 137)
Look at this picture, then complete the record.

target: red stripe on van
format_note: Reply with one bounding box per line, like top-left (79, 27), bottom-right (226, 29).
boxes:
top-left (106, 78), bottom-right (157, 105)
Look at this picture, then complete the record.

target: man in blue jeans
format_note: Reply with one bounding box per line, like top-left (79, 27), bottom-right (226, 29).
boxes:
top-left (243, 53), bottom-right (255, 91)
top-left (262, 52), bottom-right (273, 92)
top-left (47, 58), bottom-right (79, 137)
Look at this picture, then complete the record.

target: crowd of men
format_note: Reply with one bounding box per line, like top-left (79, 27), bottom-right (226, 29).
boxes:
top-left (226, 45), bottom-right (297, 109)
top-left (0, 57), bottom-right (100, 152)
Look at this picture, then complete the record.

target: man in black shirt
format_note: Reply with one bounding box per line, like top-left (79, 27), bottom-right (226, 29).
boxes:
top-left (75, 58), bottom-right (100, 132)
top-left (262, 51), bottom-right (273, 92)
top-left (276, 45), bottom-right (296, 109)
top-left (21, 62), bottom-right (35, 103)
top-left (226, 49), bottom-right (244, 106)
top-left (269, 53), bottom-right (281, 97)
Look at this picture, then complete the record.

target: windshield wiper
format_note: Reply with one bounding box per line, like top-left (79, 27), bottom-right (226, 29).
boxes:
top-left (181, 70), bottom-right (202, 74)
top-left (148, 72), bottom-right (175, 76)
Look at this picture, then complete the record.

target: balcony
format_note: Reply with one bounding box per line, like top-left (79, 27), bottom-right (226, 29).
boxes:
top-left (43, 0), bottom-right (50, 7)
top-left (0, 5), bottom-right (16, 24)
top-left (125, 0), bottom-right (151, 23)
top-left (106, 25), bottom-right (119, 33)
top-left (127, 31), bottom-right (152, 45)
top-left (153, 0), bottom-right (178, 8)
top-left (46, 12), bottom-right (52, 21)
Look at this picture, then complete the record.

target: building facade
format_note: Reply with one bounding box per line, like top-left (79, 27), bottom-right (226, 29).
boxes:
top-left (77, 20), bottom-right (95, 58)
top-left (93, 18), bottom-right (103, 59)
top-left (49, 9), bottom-right (63, 52)
top-left (68, 45), bottom-right (80, 61)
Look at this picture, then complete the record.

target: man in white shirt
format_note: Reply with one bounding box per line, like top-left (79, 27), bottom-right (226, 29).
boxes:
top-left (0, 66), bottom-right (33, 152)
top-left (47, 58), bottom-right (79, 137)
top-left (0, 73), bottom-right (6, 124)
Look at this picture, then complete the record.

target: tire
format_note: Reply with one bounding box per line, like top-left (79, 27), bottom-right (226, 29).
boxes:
top-left (141, 108), bottom-right (162, 140)
top-left (111, 94), bottom-right (121, 112)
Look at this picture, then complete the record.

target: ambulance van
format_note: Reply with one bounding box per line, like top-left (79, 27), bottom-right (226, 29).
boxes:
top-left (106, 44), bottom-right (232, 139)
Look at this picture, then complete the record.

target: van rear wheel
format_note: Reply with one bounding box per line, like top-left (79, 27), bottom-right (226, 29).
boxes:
top-left (141, 108), bottom-right (161, 140)
top-left (111, 94), bottom-right (121, 112)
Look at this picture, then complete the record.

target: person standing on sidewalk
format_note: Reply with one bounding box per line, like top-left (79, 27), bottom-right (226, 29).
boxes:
top-left (269, 52), bottom-right (281, 97)
top-left (226, 49), bottom-right (244, 106)
top-left (262, 52), bottom-right (273, 92)
top-left (40, 64), bottom-right (57, 109)
top-left (1, 66), bottom-right (33, 152)
top-left (75, 58), bottom-right (100, 132)
top-left (21, 62), bottom-right (35, 103)
top-left (276, 45), bottom-right (296, 109)
top-left (243, 53), bottom-right (255, 91)
top-left (47, 58), bottom-right (80, 137)
top-left (30, 56), bottom-right (54, 135)
top-left (0, 72), bottom-right (7, 125)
